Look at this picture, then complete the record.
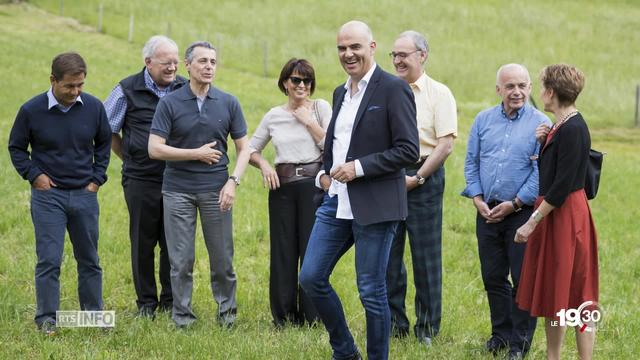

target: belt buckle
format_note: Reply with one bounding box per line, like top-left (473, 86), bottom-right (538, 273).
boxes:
top-left (295, 167), bottom-right (303, 177)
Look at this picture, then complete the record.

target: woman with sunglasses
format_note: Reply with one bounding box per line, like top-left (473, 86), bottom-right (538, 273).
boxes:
top-left (249, 58), bottom-right (331, 327)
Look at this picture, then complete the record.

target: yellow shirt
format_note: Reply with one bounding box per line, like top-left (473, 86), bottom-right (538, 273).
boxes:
top-left (410, 72), bottom-right (457, 157)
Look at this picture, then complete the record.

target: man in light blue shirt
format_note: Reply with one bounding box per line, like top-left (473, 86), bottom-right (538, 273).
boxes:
top-left (462, 64), bottom-right (551, 359)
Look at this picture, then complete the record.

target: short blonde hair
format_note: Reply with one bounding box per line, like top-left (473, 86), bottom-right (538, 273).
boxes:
top-left (540, 64), bottom-right (585, 106)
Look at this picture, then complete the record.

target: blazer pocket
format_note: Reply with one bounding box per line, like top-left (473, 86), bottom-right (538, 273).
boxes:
top-left (366, 105), bottom-right (384, 112)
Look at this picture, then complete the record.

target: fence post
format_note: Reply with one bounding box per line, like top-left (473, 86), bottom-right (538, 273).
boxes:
top-left (263, 41), bottom-right (268, 78)
top-left (59, 0), bottom-right (64, 16)
top-left (128, 13), bottom-right (134, 42)
top-left (635, 85), bottom-right (639, 128)
top-left (97, 3), bottom-right (103, 33)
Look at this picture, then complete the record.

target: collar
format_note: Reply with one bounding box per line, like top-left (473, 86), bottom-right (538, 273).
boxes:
top-left (344, 62), bottom-right (377, 92)
top-left (500, 103), bottom-right (527, 120)
top-left (143, 68), bottom-right (165, 92)
top-left (177, 83), bottom-right (218, 101)
top-left (47, 87), bottom-right (83, 110)
top-left (409, 72), bottom-right (428, 91)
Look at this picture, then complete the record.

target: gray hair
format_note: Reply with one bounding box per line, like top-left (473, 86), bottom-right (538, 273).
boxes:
top-left (398, 30), bottom-right (429, 54)
top-left (184, 41), bottom-right (216, 63)
top-left (142, 35), bottom-right (178, 62)
top-left (496, 63), bottom-right (531, 85)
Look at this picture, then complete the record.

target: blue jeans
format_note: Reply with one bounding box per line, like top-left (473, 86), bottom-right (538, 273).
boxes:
top-left (31, 187), bottom-right (102, 326)
top-left (299, 195), bottom-right (398, 360)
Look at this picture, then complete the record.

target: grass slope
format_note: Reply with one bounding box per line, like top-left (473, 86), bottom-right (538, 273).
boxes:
top-left (0, 2), bottom-right (639, 359)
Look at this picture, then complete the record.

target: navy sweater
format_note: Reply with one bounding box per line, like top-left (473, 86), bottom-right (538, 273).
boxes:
top-left (8, 92), bottom-right (111, 189)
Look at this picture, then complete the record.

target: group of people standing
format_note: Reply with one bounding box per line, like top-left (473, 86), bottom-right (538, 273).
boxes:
top-left (8, 19), bottom-right (598, 360)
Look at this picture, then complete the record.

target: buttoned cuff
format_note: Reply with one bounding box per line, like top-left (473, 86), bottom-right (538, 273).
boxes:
top-left (355, 160), bottom-right (364, 177)
top-left (315, 170), bottom-right (326, 189)
top-left (461, 182), bottom-right (483, 199)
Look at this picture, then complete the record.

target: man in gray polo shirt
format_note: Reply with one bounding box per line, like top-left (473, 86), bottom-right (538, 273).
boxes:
top-left (148, 41), bottom-right (250, 328)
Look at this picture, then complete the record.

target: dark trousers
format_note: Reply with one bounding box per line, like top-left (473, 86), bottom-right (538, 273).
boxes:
top-left (268, 178), bottom-right (319, 326)
top-left (386, 166), bottom-right (444, 338)
top-left (476, 205), bottom-right (537, 353)
top-left (123, 177), bottom-right (171, 311)
top-left (31, 188), bottom-right (102, 326)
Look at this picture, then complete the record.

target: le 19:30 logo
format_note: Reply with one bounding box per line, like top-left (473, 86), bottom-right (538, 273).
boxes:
top-left (553, 301), bottom-right (602, 332)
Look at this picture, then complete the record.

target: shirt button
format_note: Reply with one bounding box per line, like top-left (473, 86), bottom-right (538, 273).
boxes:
top-left (502, 149), bottom-right (506, 152)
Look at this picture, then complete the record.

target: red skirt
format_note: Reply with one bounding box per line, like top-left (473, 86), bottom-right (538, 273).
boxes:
top-left (516, 190), bottom-right (599, 318)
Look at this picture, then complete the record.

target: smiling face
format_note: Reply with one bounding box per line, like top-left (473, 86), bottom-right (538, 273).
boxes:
top-left (185, 46), bottom-right (217, 86)
top-left (145, 43), bottom-right (179, 88)
top-left (392, 36), bottom-right (426, 84)
top-left (496, 65), bottom-right (531, 117)
top-left (286, 71), bottom-right (312, 102)
top-left (337, 23), bottom-right (376, 82)
top-left (50, 72), bottom-right (85, 107)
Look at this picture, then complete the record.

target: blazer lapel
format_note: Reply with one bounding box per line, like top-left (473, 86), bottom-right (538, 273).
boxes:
top-left (352, 66), bottom-right (381, 132)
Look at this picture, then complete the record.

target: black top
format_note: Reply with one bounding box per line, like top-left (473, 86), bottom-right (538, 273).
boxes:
top-left (539, 113), bottom-right (591, 207)
top-left (119, 68), bottom-right (187, 182)
top-left (8, 92), bottom-right (111, 189)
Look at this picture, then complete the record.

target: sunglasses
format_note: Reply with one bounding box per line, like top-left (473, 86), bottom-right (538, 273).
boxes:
top-left (289, 76), bottom-right (313, 86)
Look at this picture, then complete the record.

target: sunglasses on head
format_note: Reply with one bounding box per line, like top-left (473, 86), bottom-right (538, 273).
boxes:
top-left (289, 76), bottom-right (313, 86)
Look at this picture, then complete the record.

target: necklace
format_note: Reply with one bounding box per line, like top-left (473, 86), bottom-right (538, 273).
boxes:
top-left (555, 110), bottom-right (578, 128)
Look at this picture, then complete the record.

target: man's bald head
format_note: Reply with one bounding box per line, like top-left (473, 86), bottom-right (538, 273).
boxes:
top-left (496, 63), bottom-right (530, 86)
top-left (338, 20), bottom-right (374, 43)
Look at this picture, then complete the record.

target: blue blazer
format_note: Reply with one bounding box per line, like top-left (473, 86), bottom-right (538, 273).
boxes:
top-left (324, 65), bottom-right (419, 225)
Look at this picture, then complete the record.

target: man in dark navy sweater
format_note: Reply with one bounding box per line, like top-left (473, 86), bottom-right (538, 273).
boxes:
top-left (8, 52), bottom-right (111, 335)
top-left (104, 35), bottom-right (186, 319)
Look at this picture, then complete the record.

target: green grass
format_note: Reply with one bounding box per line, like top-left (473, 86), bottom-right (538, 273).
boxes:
top-left (0, 1), bottom-right (639, 359)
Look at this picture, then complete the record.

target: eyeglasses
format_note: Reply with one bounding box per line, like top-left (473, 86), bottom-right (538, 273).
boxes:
top-left (388, 50), bottom-right (421, 60)
top-left (154, 60), bottom-right (179, 68)
top-left (289, 76), bottom-right (313, 86)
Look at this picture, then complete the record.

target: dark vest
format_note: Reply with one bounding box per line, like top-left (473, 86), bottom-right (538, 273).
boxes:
top-left (119, 68), bottom-right (186, 182)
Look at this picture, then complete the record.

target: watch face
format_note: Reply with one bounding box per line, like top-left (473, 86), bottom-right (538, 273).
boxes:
top-left (417, 176), bottom-right (425, 185)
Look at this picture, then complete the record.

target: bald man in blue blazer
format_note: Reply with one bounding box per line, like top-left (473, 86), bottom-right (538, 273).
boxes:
top-left (299, 20), bottom-right (419, 360)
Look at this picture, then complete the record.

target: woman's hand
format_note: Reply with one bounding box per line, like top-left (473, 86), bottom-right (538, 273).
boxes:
top-left (292, 105), bottom-right (313, 126)
top-left (535, 124), bottom-right (551, 144)
top-left (260, 163), bottom-right (280, 190)
top-left (515, 218), bottom-right (537, 243)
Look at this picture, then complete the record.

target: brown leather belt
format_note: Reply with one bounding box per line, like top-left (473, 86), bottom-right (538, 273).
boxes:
top-left (275, 162), bottom-right (322, 184)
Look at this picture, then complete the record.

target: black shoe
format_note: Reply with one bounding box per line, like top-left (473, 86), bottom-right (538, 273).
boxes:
top-left (485, 336), bottom-right (508, 355)
top-left (136, 306), bottom-right (156, 320)
top-left (217, 309), bottom-right (236, 329)
top-left (391, 326), bottom-right (410, 338)
top-left (418, 335), bottom-right (432, 347)
top-left (38, 319), bottom-right (57, 336)
top-left (331, 350), bottom-right (362, 360)
top-left (508, 351), bottom-right (523, 360)
top-left (158, 302), bottom-right (172, 312)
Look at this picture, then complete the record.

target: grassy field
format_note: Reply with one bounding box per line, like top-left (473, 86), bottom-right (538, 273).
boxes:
top-left (0, 1), bottom-right (639, 359)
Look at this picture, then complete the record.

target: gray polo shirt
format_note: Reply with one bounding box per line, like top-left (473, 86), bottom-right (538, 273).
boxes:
top-left (150, 84), bottom-right (247, 193)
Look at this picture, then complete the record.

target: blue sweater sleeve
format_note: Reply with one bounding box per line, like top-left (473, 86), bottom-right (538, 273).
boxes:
top-left (8, 106), bottom-right (43, 183)
top-left (91, 103), bottom-right (112, 185)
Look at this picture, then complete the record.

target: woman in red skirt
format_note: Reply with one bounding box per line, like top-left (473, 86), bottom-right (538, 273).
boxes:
top-left (514, 64), bottom-right (598, 360)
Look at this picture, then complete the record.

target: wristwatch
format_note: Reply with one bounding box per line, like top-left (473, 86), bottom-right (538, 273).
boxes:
top-left (415, 174), bottom-right (426, 185)
top-left (511, 199), bottom-right (521, 212)
top-left (229, 175), bottom-right (240, 186)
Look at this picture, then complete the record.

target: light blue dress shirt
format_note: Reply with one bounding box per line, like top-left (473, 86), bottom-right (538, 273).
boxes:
top-left (462, 103), bottom-right (551, 206)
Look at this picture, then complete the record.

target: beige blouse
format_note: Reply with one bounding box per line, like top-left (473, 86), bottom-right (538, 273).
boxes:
top-left (249, 99), bottom-right (332, 164)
